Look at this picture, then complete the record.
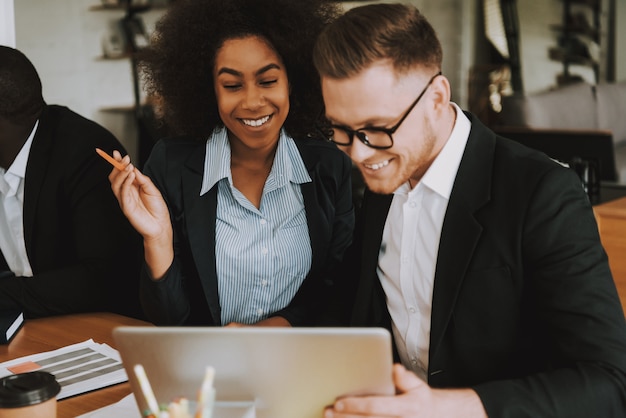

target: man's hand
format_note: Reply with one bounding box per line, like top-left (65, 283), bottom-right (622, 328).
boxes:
top-left (324, 364), bottom-right (487, 418)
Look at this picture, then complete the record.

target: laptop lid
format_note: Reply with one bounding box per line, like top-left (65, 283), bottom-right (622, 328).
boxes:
top-left (113, 327), bottom-right (394, 418)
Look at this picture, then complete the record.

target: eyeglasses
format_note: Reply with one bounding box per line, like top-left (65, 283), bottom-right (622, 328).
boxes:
top-left (320, 71), bottom-right (441, 150)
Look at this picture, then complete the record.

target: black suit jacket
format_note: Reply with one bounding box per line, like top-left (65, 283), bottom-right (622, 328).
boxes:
top-left (0, 105), bottom-right (142, 318)
top-left (341, 113), bottom-right (626, 417)
top-left (139, 136), bottom-right (354, 326)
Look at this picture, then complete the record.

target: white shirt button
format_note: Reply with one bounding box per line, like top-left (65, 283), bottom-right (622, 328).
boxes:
top-left (261, 247), bottom-right (268, 255)
top-left (257, 308), bottom-right (264, 316)
top-left (260, 219), bottom-right (267, 225)
top-left (261, 279), bottom-right (269, 287)
top-left (408, 306), bottom-right (416, 314)
top-left (409, 201), bottom-right (417, 208)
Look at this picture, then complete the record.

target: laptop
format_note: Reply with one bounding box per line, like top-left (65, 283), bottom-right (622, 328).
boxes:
top-left (113, 327), bottom-right (394, 418)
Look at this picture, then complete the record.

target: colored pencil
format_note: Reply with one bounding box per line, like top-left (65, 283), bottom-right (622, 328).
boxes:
top-left (134, 364), bottom-right (161, 418)
top-left (95, 147), bottom-right (126, 171)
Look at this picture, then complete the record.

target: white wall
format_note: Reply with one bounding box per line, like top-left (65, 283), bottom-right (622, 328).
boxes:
top-left (11, 0), bottom-right (473, 157)
top-left (13, 1), bottom-right (165, 161)
top-left (420, 0), bottom-right (476, 106)
top-left (0, 0), bottom-right (15, 47)
top-left (617, 0), bottom-right (626, 82)
top-left (11, 0), bottom-right (620, 152)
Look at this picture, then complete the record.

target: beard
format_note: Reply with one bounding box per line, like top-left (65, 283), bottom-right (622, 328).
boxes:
top-left (359, 117), bottom-right (439, 195)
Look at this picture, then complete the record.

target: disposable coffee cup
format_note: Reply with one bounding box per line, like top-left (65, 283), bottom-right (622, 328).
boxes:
top-left (0, 371), bottom-right (61, 418)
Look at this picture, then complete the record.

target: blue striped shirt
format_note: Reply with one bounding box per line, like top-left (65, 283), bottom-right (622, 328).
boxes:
top-left (200, 128), bottom-right (312, 325)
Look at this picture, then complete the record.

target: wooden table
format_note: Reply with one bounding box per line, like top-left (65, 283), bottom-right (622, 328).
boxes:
top-left (0, 312), bottom-right (152, 418)
top-left (594, 197), bottom-right (626, 311)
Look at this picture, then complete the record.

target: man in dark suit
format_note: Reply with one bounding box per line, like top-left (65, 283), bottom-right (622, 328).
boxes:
top-left (0, 45), bottom-right (142, 318)
top-left (313, 3), bottom-right (626, 417)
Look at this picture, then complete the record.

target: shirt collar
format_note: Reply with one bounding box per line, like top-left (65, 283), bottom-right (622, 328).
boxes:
top-left (1, 119), bottom-right (39, 195)
top-left (200, 127), bottom-right (311, 196)
top-left (394, 103), bottom-right (470, 199)
top-left (270, 129), bottom-right (312, 189)
top-left (200, 127), bottom-right (231, 195)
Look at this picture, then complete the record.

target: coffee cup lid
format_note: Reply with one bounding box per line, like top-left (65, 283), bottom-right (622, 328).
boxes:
top-left (0, 371), bottom-right (61, 408)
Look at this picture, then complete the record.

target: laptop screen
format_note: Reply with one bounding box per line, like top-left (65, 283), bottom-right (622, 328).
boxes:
top-left (113, 326), bottom-right (394, 418)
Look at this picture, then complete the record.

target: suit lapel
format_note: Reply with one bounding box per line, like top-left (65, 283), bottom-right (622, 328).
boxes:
top-left (295, 144), bottom-right (324, 281)
top-left (353, 191), bottom-right (393, 325)
top-left (429, 114), bottom-right (495, 359)
top-left (300, 180), bottom-right (323, 279)
top-left (23, 107), bottom-right (54, 255)
top-left (181, 150), bottom-right (222, 324)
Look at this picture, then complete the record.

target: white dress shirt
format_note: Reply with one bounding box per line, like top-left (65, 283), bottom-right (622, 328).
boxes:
top-left (0, 120), bottom-right (38, 277)
top-left (377, 104), bottom-right (470, 381)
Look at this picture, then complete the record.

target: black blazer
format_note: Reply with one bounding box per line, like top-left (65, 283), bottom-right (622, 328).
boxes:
top-left (139, 135), bottom-right (354, 326)
top-left (0, 105), bottom-right (142, 318)
top-left (342, 113), bottom-right (626, 417)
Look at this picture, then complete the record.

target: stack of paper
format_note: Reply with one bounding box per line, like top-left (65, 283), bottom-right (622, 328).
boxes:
top-left (0, 339), bottom-right (127, 399)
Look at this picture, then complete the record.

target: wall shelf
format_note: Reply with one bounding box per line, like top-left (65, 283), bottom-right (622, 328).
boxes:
top-left (90, 1), bottom-right (172, 166)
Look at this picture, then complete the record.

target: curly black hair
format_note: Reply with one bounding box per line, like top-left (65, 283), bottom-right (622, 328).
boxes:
top-left (139, 0), bottom-right (342, 141)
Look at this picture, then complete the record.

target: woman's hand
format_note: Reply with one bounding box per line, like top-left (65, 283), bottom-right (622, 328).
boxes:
top-left (107, 150), bottom-right (174, 279)
top-left (107, 151), bottom-right (168, 239)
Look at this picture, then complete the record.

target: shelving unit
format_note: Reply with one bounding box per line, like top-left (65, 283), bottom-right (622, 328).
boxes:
top-left (549, 0), bottom-right (609, 85)
top-left (90, 0), bottom-right (171, 165)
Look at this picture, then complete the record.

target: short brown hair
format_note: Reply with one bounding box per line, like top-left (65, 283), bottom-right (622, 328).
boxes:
top-left (313, 3), bottom-right (442, 79)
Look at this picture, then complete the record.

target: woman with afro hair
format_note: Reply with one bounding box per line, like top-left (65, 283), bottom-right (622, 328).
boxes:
top-left (107, 0), bottom-right (354, 327)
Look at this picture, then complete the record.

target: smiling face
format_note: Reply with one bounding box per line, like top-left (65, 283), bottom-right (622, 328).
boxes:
top-left (214, 36), bottom-right (290, 154)
top-left (322, 61), bottom-right (450, 194)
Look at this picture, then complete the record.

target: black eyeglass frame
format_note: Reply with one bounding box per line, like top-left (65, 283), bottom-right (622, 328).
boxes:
top-left (321, 71), bottom-right (442, 150)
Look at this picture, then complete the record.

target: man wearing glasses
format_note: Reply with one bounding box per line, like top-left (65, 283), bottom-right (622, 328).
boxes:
top-left (314, 3), bottom-right (626, 418)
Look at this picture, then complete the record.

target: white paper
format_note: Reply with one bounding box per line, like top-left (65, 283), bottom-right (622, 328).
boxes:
top-left (77, 394), bottom-right (257, 418)
top-left (0, 339), bottom-right (127, 399)
top-left (76, 394), bottom-right (140, 418)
